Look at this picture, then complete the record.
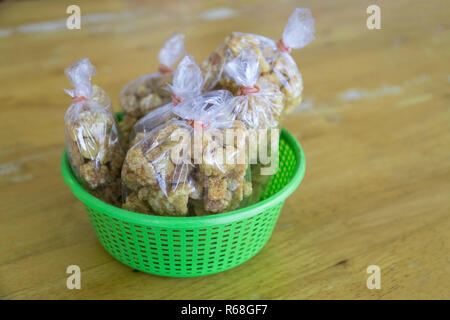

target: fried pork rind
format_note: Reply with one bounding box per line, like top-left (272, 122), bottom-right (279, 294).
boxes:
top-left (201, 8), bottom-right (315, 114)
top-left (122, 121), bottom-right (196, 216)
top-left (119, 33), bottom-right (186, 143)
top-left (64, 58), bottom-right (124, 205)
top-left (195, 121), bottom-right (252, 214)
top-left (172, 91), bottom-right (252, 215)
top-left (218, 49), bottom-right (285, 205)
top-left (122, 88), bottom-right (253, 216)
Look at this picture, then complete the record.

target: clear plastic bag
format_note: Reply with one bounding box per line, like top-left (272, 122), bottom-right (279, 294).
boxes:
top-left (130, 54), bottom-right (203, 146)
top-left (64, 58), bottom-right (124, 205)
top-left (192, 121), bottom-right (252, 216)
top-left (202, 8), bottom-right (315, 114)
top-left (119, 33), bottom-right (186, 143)
top-left (122, 120), bottom-right (196, 216)
top-left (219, 49), bottom-right (284, 204)
top-left (173, 91), bottom-right (253, 215)
top-left (122, 90), bottom-right (252, 216)
top-left (222, 49), bottom-right (283, 130)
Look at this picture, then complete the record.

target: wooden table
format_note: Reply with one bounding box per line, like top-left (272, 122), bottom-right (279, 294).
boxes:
top-left (0, 0), bottom-right (448, 300)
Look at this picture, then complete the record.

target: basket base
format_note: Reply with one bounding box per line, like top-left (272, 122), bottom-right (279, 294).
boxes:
top-left (86, 202), bottom-right (284, 277)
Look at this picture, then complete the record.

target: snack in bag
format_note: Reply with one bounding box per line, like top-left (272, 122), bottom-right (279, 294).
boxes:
top-left (130, 54), bottom-right (204, 146)
top-left (121, 89), bottom-right (252, 216)
top-left (202, 8), bottom-right (315, 114)
top-left (221, 49), bottom-right (283, 203)
top-left (119, 33), bottom-right (185, 143)
top-left (121, 120), bottom-right (196, 216)
top-left (193, 119), bottom-right (253, 215)
top-left (172, 91), bottom-right (252, 215)
top-left (64, 58), bottom-right (124, 205)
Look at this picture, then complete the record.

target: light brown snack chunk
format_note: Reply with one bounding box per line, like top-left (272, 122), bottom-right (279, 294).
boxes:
top-left (122, 118), bottom-right (252, 216)
top-left (80, 162), bottom-right (109, 188)
top-left (195, 121), bottom-right (252, 214)
top-left (122, 192), bottom-right (152, 214)
top-left (119, 73), bottom-right (173, 143)
top-left (146, 185), bottom-right (191, 217)
top-left (67, 108), bottom-right (113, 160)
top-left (121, 121), bottom-right (196, 216)
top-left (65, 101), bottom-right (124, 205)
top-left (264, 53), bottom-right (303, 114)
top-left (90, 85), bottom-right (112, 109)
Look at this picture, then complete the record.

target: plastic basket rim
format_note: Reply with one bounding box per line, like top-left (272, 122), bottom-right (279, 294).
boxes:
top-left (61, 127), bottom-right (305, 228)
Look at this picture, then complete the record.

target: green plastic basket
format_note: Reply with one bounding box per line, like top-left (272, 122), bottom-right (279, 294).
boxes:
top-left (61, 128), bottom-right (305, 277)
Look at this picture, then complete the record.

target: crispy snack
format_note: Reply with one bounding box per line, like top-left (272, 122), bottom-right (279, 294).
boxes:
top-left (64, 58), bottom-right (124, 205)
top-left (119, 33), bottom-right (185, 143)
top-left (204, 32), bottom-right (302, 115)
top-left (122, 121), bottom-right (197, 216)
top-left (260, 53), bottom-right (303, 114)
top-left (120, 72), bottom-right (173, 144)
top-left (172, 92), bottom-right (253, 215)
top-left (194, 121), bottom-right (252, 214)
top-left (216, 50), bottom-right (285, 207)
top-left (202, 8), bottom-right (315, 114)
top-left (123, 89), bottom-right (253, 216)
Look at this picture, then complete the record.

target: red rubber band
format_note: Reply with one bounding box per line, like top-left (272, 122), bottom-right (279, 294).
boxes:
top-left (72, 96), bottom-right (87, 102)
top-left (172, 94), bottom-right (182, 106)
top-left (237, 85), bottom-right (260, 96)
top-left (158, 64), bottom-right (173, 73)
top-left (277, 39), bottom-right (291, 53)
top-left (186, 120), bottom-right (211, 130)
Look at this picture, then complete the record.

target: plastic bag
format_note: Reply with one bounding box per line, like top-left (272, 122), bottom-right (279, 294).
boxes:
top-left (122, 90), bottom-right (252, 216)
top-left (119, 33), bottom-right (185, 143)
top-left (202, 8), bottom-right (315, 114)
top-left (64, 58), bottom-right (124, 205)
top-left (220, 49), bottom-right (284, 204)
top-left (121, 120), bottom-right (196, 216)
top-left (173, 91), bottom-right (252, 215)
top-left (222, 49), bottom-right (283, 130)
top-left (130, 54), bottom-right (203, 146)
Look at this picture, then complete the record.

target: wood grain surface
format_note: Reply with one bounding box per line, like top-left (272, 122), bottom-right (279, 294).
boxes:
top-left (0, 0), bottom-right (449, 299)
